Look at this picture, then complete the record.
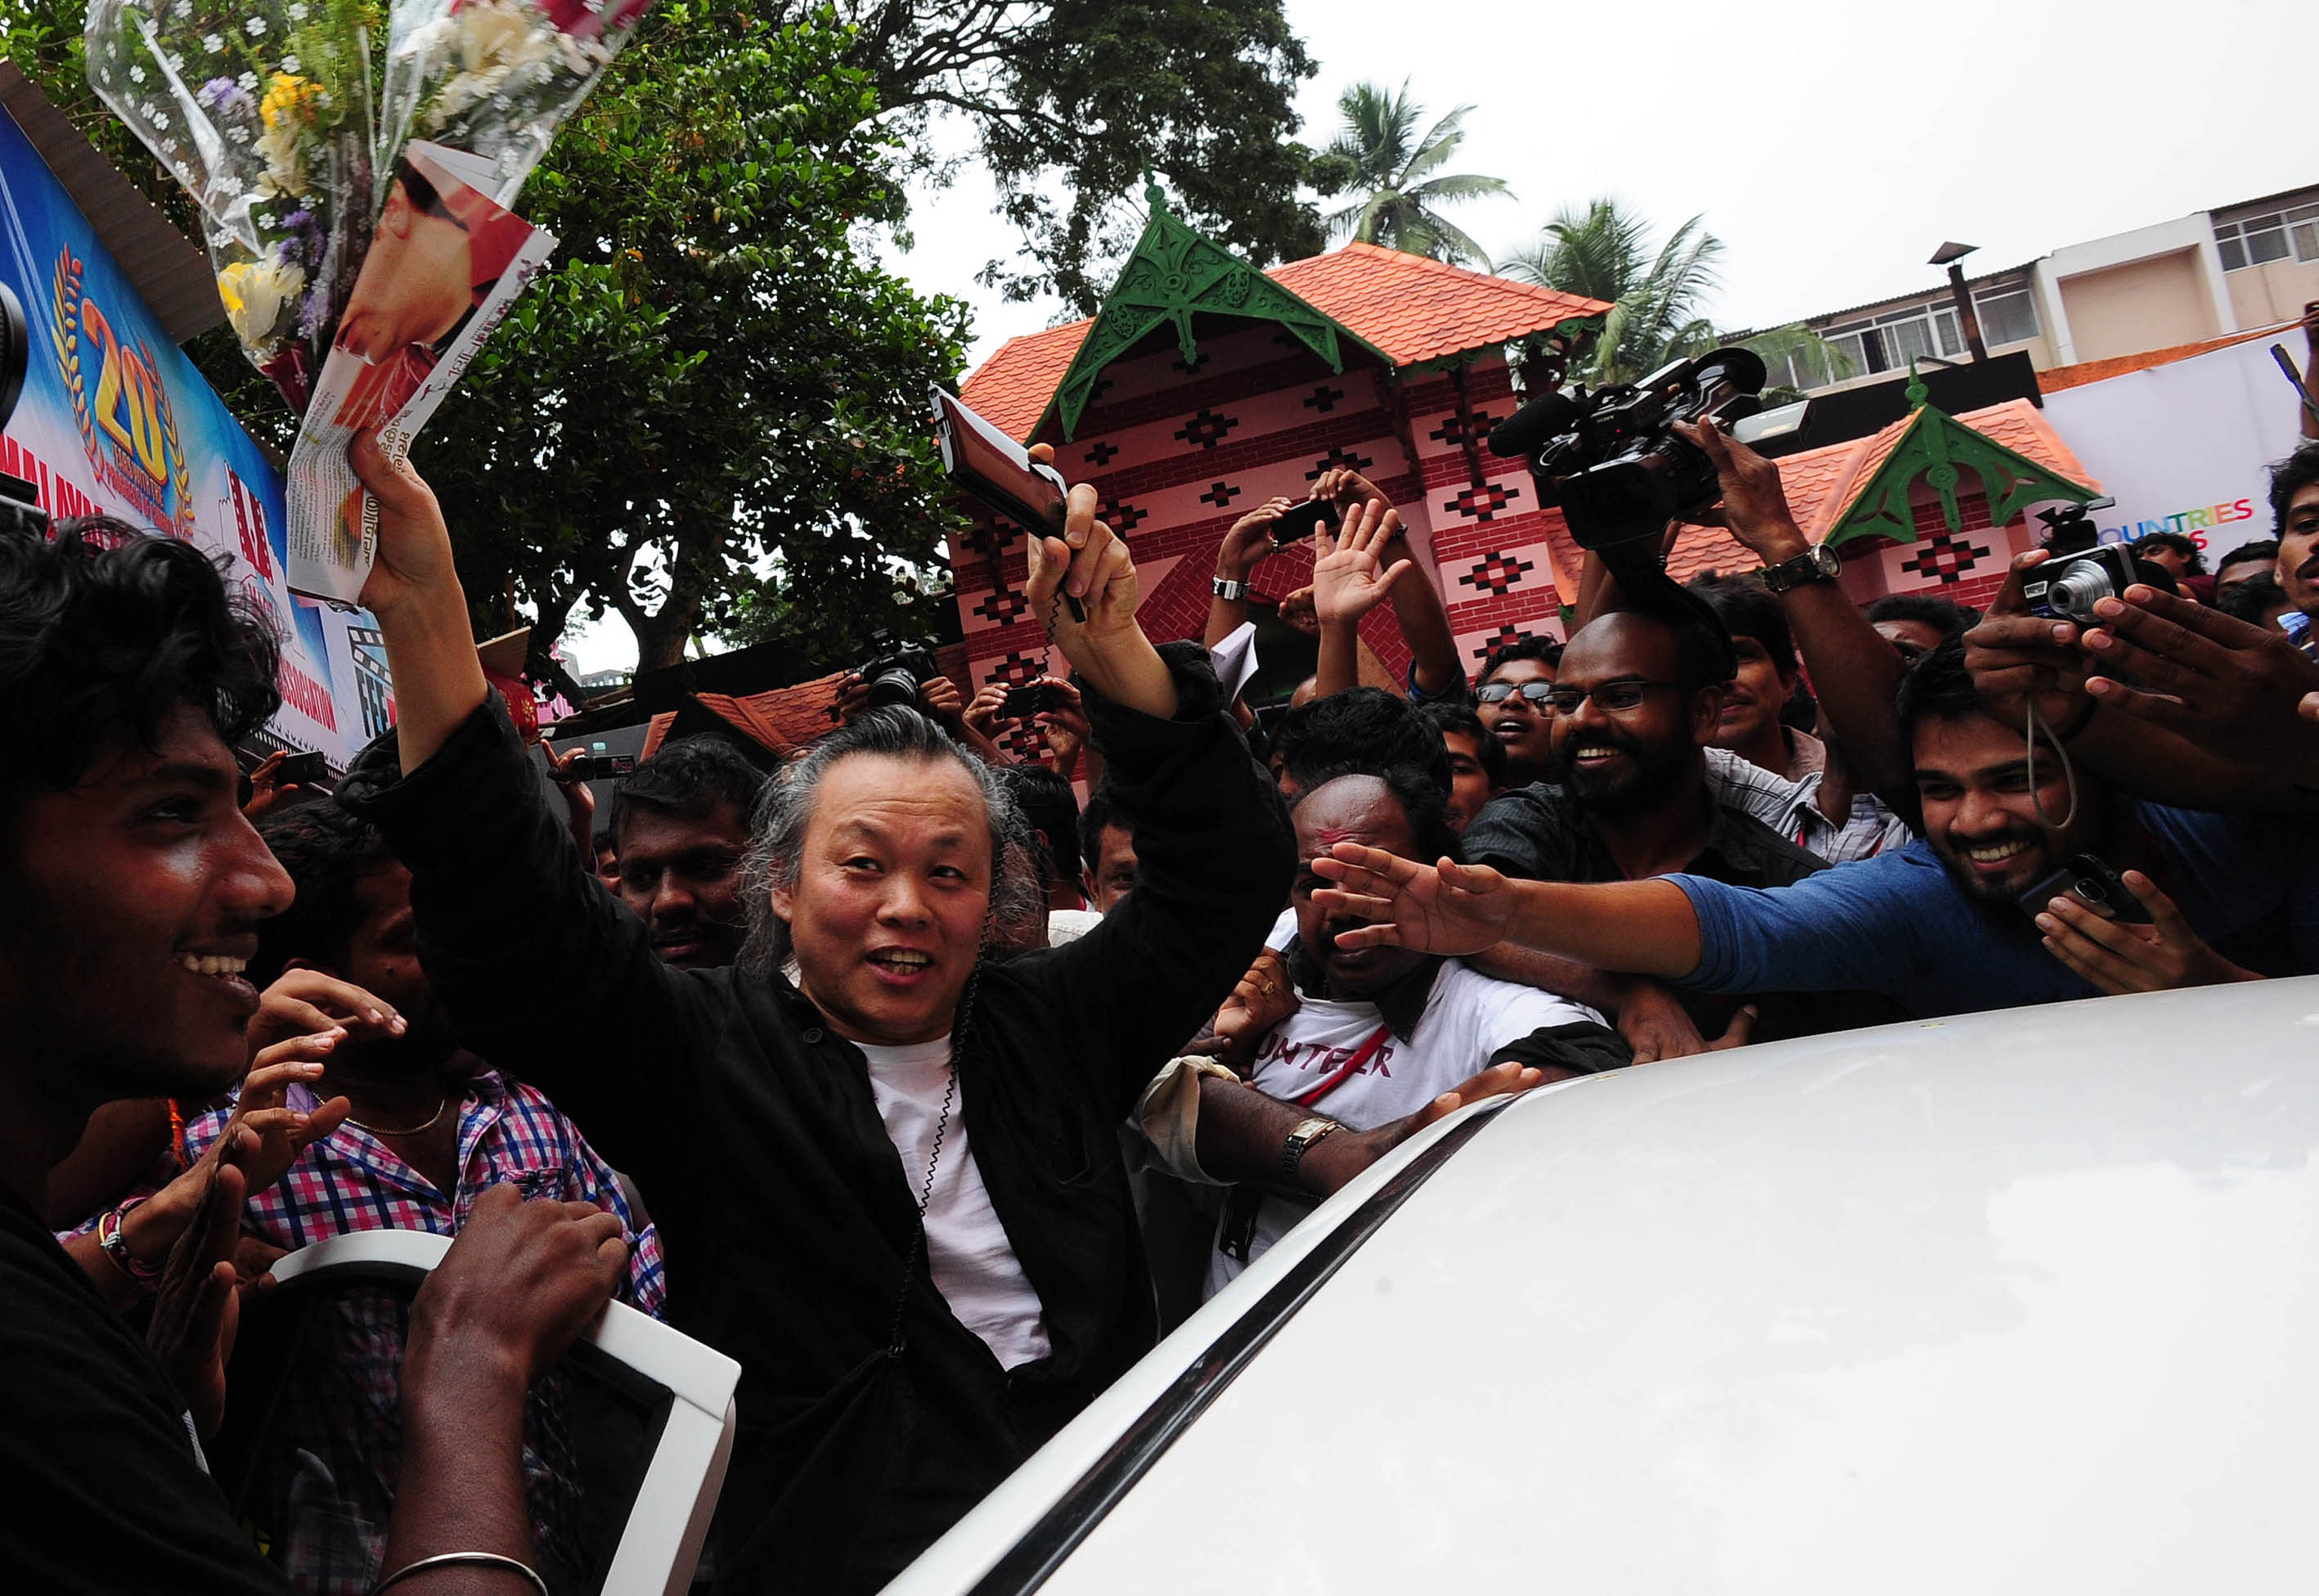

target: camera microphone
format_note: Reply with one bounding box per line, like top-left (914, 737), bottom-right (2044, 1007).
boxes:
top-left (1487, 389), bottom-right (1583, 459)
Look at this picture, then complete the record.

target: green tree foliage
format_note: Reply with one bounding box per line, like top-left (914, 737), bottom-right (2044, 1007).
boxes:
top-left (1319, 79), bottom-right (1509, 268)
top-left (1507, 196), bottom-right (1848, 393)
top-left (822, 0), bottom-right (1327, 314)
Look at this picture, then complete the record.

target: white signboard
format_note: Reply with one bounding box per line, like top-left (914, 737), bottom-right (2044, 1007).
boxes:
top-left (2042, 333), bottom-right (2307, 564)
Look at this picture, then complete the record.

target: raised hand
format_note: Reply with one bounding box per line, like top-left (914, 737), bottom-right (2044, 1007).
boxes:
top-left (350, 429), bottom-right (458, 617)
top-left (1309, 497), bottom-right (1413, 627)
top-left (964, 681), bottom-right (1009, 737)
top-left (917, 674), bottom-right (968, 726)
top-left (1962, 550), bottom-right (2095, 731)
top-left (1024, 469), bottom-right (1176, 719)
top-left (1672, 417), bottom-right (1808, 560)
top-left (1219, 497), bottom-right (1294, 578)
top-left (2034, 869), bottom-right (2261, 995)
top-left (2077, 585), bottom-right (2319, 779)
top-left (1310, 465), bottom-right (1386, 513)
top-left (1309, 843), bottom-right (1513, 957)
top-left (1031, 677), bottom-right (1091, 768)
top-left (248, 969), bottom-right (405, 1059)
top-left (243, 750), bottom-right (299, 820)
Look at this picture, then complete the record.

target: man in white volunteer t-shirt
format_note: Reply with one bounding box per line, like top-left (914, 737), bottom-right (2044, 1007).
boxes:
top-left (1197, 768), bottom-right (1630, 1297)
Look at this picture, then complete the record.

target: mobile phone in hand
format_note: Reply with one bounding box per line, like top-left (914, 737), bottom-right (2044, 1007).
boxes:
top-left (275, 750), bottom-right (329, 787)
top-left (1000, 683), bottom-right (1062, 720)
top-left (2017, 852), bottom-right (2154, 926)
top-left (1270, 498), bottom-right (1335, 546)
top-left (564, 753), bottom-right (637, 781)
top-left (933, 386), bottom-right (1084, 622)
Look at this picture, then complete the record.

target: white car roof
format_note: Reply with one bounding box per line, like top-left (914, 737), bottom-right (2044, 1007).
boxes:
top-left (890, 976), bottom-right (2319, 1595)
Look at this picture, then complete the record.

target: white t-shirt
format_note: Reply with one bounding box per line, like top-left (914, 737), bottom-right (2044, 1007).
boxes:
top-left (858, 1036), bottom-right (1053, 1369)
top-left (1207, 960), bottom-right (1602, 1296)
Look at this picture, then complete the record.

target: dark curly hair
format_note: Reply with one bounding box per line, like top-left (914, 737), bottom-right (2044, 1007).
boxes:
top-left (609, 734), bottom-right (768, 848)
top-left (1894, 632), bottom-right (1983, 747)
top-left (0, 518), bottom-right (281, 833)
top-left (2270, 442), bottom-right (2319, 535)
top-left (1476, 634), bottom-right (1564, 688)
top-left (1270, 686), bottom-right (1453, 794)
top-left (251, 802), bottom-right (393, 986)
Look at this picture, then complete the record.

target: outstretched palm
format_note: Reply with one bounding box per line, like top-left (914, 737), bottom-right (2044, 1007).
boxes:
top-left (1309, 501), bottom-right (1412, 626)
top-left (1310, 845), bottom-right (1512, 957)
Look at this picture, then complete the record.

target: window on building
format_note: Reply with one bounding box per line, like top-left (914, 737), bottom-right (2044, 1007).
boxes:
top-left (1822, 302), bottom-right (1966, 377)
top-left (2217, 203), bottom-right (2319, 270)
top-left (1972, 284), bottom-right (2040, 346)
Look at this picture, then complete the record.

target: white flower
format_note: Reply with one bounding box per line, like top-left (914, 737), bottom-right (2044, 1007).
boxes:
top-left (227, 124), bottom-right (251, 144)
top-left (216, 254), bottom-right (305, 350)
top-left (280, 52), bottom-right (301, 72)
top-left (152, 108), bottom-right (171, 128)
top-left (245, 16), bottom-right (266, 35)
top-left (255, 210), bottom-right (275, 229)
top-left (238, 70), bottom-right (258, 91)
top-left (129, 64), bottom-right (146, 83)
top-left (203, 33), bottom-right (224, 52)
top-left (287, 1), bottom-right (308, 17)
top-left (172, 0), bottom-right (191, 16)
top-left (165, 53), bottom-right (185, 72)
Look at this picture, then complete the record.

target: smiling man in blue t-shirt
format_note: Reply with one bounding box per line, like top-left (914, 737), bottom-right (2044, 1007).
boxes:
top-left (1305, 636), bottom-right (2314, 1019)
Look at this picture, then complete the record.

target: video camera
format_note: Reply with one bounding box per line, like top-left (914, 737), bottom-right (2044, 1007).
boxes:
top-left (1, 281), bottom-right (46, 541)
top-left (1487, 347), bottom-right (1781, 550)
top-left (853, 636), bottom-right (942, 711)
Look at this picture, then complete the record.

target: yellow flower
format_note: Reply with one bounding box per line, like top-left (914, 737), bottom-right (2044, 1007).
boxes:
top-left (259, 72), bottom-right (324, 131)
top-left (216, 256), bottom-right (305, 350)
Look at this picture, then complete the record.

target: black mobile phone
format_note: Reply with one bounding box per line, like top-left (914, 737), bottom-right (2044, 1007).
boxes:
top-left (2016, 852), bottom-right (2154, 926)
top-left (1000, 683), bottom-right (1061, 720)
top-left (275, 750), bottom-right (329, 787)
top-left (932, 386), bottom-right (1083, 622)
top-left (565, 753), bottom-right (637, 781)
top-left (1270, 498), bottom-right (1335, 546)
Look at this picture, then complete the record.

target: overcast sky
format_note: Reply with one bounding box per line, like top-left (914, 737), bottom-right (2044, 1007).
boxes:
top-left (564, 0), bottom-right (2310, 675)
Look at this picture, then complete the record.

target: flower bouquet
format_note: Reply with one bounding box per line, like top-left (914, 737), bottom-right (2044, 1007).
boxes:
top-left (84, 0), bottom-right (652, 409)
top-left (87, 0), bottom-right (652, 606)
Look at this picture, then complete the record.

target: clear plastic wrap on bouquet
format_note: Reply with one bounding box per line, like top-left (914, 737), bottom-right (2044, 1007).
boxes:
top-left (84, 0), bottom-right (380, 411)
top-left (380, 0), bottom-right (654, 206)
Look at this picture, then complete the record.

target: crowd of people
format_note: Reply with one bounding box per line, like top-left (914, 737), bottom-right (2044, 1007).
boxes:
top-left (3, 384), bottom-right (2317, 1593)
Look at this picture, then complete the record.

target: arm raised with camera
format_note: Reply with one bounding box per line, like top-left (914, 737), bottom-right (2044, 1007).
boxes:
top-left (1674, 417), bottom-right (1919, 823)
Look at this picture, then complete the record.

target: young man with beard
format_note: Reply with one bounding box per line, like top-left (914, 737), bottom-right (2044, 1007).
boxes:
top-left (1314, 636), bottom-right (2312, 1016)
top-left (1461, 609), bottom-right (1897, 1042)
top-left (609, 735), bottom-right (765, 970)
top-left (0, 521), bottom-right (631, 1594)
top-left (1186, 769), bottom-right (1626, 1294)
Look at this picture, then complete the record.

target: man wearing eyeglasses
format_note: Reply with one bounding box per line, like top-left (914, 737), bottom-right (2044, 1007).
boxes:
top-left (1463, 609), bottom-right (1907, 1044)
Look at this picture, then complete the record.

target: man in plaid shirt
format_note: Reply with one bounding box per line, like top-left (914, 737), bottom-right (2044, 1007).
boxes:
top-left (182, 802), bottom-right (664, 1592)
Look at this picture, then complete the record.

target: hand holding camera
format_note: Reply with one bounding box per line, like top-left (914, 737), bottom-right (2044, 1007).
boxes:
top-left (1024, 470), bottom-right (1178, 721)
top-left (1964, 549), bottom-right (2101, 733)
top-left (1218, 497), bottom-right (1296, 578)
top-left (2078, 585), bottom-right (2319, 783)
top-left (2032, 865), bottom-right (2259, 996)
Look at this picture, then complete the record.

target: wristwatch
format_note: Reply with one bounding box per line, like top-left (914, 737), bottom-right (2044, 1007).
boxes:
top-left (1280, 1116), bottom-right (1342, 1189)
top-left (1759, 542), bottom-right (1842, 593)
top-left (1212, 574), bottom-right (1247, 601)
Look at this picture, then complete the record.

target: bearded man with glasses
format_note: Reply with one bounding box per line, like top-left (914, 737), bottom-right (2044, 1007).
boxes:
top-left (1461, 609), bottom-right (1908, 1044)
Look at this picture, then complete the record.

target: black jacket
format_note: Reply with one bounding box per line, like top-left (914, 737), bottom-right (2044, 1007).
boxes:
top-left (342, 645), bottom-right (1294, 1592)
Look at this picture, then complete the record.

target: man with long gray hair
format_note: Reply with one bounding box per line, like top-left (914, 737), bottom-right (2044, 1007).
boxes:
top-left (337, 434), bottom-right (1295, 1593)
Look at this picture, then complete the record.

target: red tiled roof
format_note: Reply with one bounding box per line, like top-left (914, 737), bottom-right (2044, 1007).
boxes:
top-left (1268, 243), bottom-right (1606, 368)
top-left (955, 243), bottom-right (1608, 442)
top-left (1669, 398), bottom-right (2093, 569)
top-left (2037, 322), bottom-right (2290, 393)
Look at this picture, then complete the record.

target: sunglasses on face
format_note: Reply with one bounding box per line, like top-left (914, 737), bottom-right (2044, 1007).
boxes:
top-left (1544, 680), bottom-right (1681, 715)
top-left (1476, 680), bottom-right (1554, 707)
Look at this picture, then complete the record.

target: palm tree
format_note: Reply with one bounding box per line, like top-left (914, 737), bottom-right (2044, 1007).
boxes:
top-left (1322, 80), bottom-right (1510, 268)
top-left (1507, 197), bottom-right (1851, 393)
top-left (1505, 199), bottom-right (1724, 384)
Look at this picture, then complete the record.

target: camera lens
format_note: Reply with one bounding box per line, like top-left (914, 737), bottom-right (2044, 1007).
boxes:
top-left (865, 667), bottom-right (921, 709)
top-left (2045, 560), bottom-right (2118, 625)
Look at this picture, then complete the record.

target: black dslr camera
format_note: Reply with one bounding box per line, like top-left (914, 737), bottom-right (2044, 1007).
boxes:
top-left (853, 636), bottom-right (941, 710)
top-left (1, 281), bottom-right (46, 542)
top-left (2025, 497), bottom-right (2137, 625)
top-left (1488, 347), bottom-right (1776, 549)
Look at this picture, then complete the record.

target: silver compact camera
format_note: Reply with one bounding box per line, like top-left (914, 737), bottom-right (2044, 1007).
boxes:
top-left (2023, 544), bottom-right (2140, 626)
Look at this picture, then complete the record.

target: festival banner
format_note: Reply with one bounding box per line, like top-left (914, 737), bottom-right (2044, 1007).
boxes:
top-left (2043, 330), bottom-right (2306, 564)
top-left (0, 101), bottom-right (388, 766)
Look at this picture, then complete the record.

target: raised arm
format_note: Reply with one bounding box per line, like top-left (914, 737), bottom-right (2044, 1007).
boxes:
top-left (1207, 499), bottom-right (1290, 650)
top-left (1674, 418), bottom-right (1917, 820)
top-left (339, 435), bottom-right (700, 1176)
top-left (1310, 499), bottom-right (1413, 699)
top-left (1316, 468), bottom-right (1464, 697)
